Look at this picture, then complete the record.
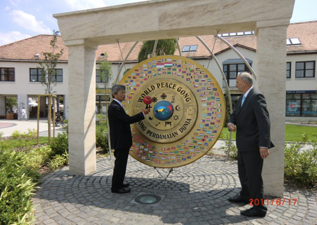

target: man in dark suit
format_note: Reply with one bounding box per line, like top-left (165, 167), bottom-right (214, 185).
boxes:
top-left (108, 85), bottom-right (149, 194)
top-left (228, 72), bottom-right (274, 217)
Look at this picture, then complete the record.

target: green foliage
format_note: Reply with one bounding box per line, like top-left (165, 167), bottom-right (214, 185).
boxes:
top-left (284, 141), bottom-right (317, 187)
top-left (0, 131), bottom-right (71, 224)
top-left (302, 132), bottom-right (308, 143)
top-left (96, 127), bottom-right (109, 154)
top-left (49, 151), bottom-right (69, 170)
top-left (27, 146), bottom-right (53, 170)
top-left (6, 97), bottom-right (17, 113)
top-left (221, 134), bottom-right (238, 159)
top-left (11, 129), bottom-right (37, 150)
top-left (50, 132), bottom-right (68, 155)
top-left (0, 149), bottom-right (36, 224)
top-left (37, 30), bottom-right (64, 94)
top-left (97, 56), bottom-right (112, 88)
top-left (138, 39), bottom-right (177, 62)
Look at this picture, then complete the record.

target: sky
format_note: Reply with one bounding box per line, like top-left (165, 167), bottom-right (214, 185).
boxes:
top-left (0, 0), bottom-right (316, 46)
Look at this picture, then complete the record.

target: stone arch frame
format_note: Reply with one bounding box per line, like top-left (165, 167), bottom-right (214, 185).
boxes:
top-left (54, 0), bottom-right (295, 197)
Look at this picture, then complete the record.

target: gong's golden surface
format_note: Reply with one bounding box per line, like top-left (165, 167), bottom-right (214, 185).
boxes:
top-left (119, 55), bottom-right (226, 168)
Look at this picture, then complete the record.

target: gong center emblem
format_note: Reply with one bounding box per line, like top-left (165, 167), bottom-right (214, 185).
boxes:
top-left (133, 79), bottom-right (198, 143)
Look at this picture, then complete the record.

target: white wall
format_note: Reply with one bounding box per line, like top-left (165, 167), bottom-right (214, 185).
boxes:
top-left (1, 47), bottom-right (316, 121)
top-left (0, 61), bottom-right (68, 95)
top-left (286, 54), bottom-right (317, 91)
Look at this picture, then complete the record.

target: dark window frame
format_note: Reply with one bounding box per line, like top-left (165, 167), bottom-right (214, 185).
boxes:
top-left (0, 67), bottom-right (15, 81)
top-left (96, 69), bottom-right (109, 83)
top-left (295, 61), bottom-right (315, 78)
top-left (286, 92), bottom-right (317, 117)
top-left (30, 68), bottom-right (63, 82)
top-left (286, 62), bottom-right (291, 78)
top-left (223, 63), bottom-right (251, 86)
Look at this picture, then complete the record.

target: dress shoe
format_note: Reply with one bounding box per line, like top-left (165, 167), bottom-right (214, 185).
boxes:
top-left (228, 195), bottom-right (250, 204)
top-left (122, 183), bottom-right (130, 188)
top-left (240, 208), bottom-right (266, 217)
top-left (111, 187), bottom-right (131, 194)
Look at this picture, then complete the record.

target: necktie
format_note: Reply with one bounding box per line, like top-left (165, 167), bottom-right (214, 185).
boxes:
top-left (241, 95), bottom-right (246, 106)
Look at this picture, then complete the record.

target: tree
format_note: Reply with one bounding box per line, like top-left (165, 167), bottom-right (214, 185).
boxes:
top-left (97, 53), bottom-right (113, 90)
top-left (6, 97), bottom-right (17, 113)
top-left (38, 31), bottom-right (64, 94)
top-left (96, 53), bottom-right (113, 114)
top-left (138, 39), bottom-right (177, 62)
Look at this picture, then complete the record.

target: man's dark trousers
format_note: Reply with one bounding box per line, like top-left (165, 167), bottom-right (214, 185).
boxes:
top-left (238, 150), bottom-right (267, 212)
top-left (112, 148), bottom-right (130, 191)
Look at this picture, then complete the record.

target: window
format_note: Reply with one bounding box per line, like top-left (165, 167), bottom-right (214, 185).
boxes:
top-left (223, 59), bottom-right (252, 87)
top-left (96, 69), bottom-right (109, 83)
top-left (286, 37), bottom-right (301, 45)
top-left (0, 68), bottom-right (15, 81)
top-left (54, 69), bottom-right (63, 82)
top-left (182, 45), bottom-right (198, 52)
top-left (286, 91), bottom-right (317, 117)
top-left (295, 61), bottom-right (315, 78)
top-left (218, 31), bottom-right (254, 37)
top-left (30, 68), bottom-right (41, 82)
top-left (286, 62), bottom-right (291, 78)
top-left (30, 68), bottom-right (63, 82)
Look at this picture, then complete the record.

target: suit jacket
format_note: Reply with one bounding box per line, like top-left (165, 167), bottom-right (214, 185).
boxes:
top-left (229, 88), bottom-right (274, 151)
top-left (108, 100), bottom-right (145, 149)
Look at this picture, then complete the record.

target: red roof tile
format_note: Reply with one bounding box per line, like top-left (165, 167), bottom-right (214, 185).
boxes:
top-left (0, 21), bottom-right (316, 62)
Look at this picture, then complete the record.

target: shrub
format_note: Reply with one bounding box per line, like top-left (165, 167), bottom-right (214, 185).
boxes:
top-left (49, 151), bottom-right (69, 170)
top-left (0, 149), bottom-right (36, 224)
top-left (50, 132), bottom-right (68, 155)
top-left (221, 134), bottom-right (238, 159)
top-left (27, 145), bottom-right (53, 170)
top-left (284, 141), bottom-right (317, 187)
top-left (11, 129), bottom-right (37, 150)
top-left (96, 127), bottom-right (109, 154)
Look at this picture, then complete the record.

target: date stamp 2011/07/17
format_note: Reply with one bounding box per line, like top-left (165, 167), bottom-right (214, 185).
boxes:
top-left (249, 198), bottom-right (298, 206)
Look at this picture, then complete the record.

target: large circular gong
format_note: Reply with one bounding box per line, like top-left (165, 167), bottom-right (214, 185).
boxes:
top-left (119, 55), bottom-right (226, 168)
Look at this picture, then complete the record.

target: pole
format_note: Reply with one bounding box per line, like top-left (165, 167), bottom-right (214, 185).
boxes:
top-left (48, 95), bottom-right (51, 144)
top-left (37, 95), bottom-right (40, 145)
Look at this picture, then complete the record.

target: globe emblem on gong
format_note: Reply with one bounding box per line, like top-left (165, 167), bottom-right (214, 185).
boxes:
top-left (153, 101), bottom-right (174, 121)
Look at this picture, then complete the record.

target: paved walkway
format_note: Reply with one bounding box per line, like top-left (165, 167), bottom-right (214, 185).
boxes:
top-left (0, 119), bottom-right (65, 137)
top-left (1, 119), bottom-right (316, 224)
top-left (33, 156), bottom-right (317, 225)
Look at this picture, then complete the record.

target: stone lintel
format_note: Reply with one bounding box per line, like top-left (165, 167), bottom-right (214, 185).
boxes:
top-left (54, 0), bottom-right (295, 45)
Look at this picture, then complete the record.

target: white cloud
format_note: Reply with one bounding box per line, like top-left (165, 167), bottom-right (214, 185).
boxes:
top-left (0, 31), bottom-right (31, 46)
top-left (63, 0), bottom-right (106, 11)
top-left (10, 10), bottom-right (52, 34)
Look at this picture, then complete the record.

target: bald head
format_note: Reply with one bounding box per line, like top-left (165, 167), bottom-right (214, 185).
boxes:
top-left (235, 72), bottom-right (253, 94)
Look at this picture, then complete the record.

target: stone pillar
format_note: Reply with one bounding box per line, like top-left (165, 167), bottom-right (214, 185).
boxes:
top-left (256, 21), bottom-right (288, 197)
top-left (67, 40), bottom-right (97, 175)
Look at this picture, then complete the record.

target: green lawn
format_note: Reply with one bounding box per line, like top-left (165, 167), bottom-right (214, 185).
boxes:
top-left (2, 137), bottom-right (49, 149)
top-left (220, 124), bottom-right (317, 142)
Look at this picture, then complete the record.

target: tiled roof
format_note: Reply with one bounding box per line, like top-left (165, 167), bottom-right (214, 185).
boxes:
top-left (0, 35), bottom-right (68, 61)
top-left (287, 20), bottom-right (317, 53)
top-left (0, 21), bottom-right (316, 63)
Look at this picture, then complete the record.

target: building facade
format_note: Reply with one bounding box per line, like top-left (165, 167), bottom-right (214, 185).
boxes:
top-left (0, 21), bottom-right (316, 121)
